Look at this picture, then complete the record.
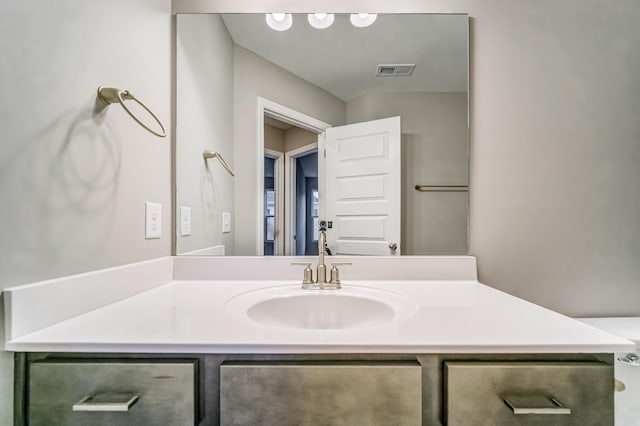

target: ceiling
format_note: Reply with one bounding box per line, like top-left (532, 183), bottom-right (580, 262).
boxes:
top-left (221, 14), bottom-right (468, 102)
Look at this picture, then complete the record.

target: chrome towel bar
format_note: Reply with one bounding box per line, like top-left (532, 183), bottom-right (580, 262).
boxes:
top-left (414, 185), bottom-right (468, 192)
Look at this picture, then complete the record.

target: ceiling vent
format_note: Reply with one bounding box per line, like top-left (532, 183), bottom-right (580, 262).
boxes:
top-left (375, 64), bottom-right (415, 77)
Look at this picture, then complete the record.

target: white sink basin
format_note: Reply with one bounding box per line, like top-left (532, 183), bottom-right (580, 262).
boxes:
top-left (225, 285), bottom-right (418, 330)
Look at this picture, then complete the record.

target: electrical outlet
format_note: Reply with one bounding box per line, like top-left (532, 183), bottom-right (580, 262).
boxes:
top-left (222, 211), bottom-right (231, 233)
top-left (145, 202), bottom-right (162, 239)
top-left (180, 206), bottom-right (191, 236)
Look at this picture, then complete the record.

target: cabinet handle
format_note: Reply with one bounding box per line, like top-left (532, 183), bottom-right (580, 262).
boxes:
top-left (72, 392), bottom-right (139, 412)
top-left (618, 353), bottom-right (640, 366)
top-left (503, 395), bottom-right (571, 415)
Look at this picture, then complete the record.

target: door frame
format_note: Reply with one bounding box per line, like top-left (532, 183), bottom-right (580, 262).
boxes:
top-left (264, 149), bottom-right (284, 255)
top-left (284, 143), bottom-right (318, 255)
top-left (256, 97), bottom-right (331, 255)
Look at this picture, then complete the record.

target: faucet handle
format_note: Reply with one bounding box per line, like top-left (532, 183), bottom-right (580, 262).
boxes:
top-left (329, 262), bottom-right (352, 287)
top-left (291, 262), bottom-right (313, 285)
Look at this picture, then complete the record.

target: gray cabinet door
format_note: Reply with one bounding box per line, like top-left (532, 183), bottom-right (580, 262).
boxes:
top-left (220, 362), bottom-right (422, 426)
top-left (444, 361), bottom-right (613, 426)
top-left (29, 360), bottom-right (196, 426)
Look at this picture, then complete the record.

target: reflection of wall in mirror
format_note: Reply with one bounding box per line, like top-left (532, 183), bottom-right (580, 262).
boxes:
top-left (233, 45), bottom-right (346, 255)
top-left (264, 123), bottom-right (317, 153)
top-left (176, 14), bottom-right (235, 255)
top-left (234, 52), bottom-right (469, 254)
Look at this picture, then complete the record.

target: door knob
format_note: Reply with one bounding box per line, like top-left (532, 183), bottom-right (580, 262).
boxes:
top-left (389, 242), bottom-right (398, 251)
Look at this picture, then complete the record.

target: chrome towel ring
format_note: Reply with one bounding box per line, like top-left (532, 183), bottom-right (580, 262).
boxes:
top-left (97, 86), bottom-right (166, 138)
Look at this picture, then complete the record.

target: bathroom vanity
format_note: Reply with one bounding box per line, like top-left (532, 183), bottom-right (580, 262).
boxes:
top-left (4, 256), bottom-right (634, 425)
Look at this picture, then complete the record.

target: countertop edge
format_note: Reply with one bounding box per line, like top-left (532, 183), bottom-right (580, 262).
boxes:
top-left (5, 342), bottom-right (636, 354)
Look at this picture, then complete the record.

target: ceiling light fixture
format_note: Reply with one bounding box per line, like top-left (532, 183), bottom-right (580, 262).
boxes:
top-left (265, 13), bottom-right (293, 31)
top-left (350, 13), bottom-right (377, 28)
top-left (307, 13), bottom-right (335, 29)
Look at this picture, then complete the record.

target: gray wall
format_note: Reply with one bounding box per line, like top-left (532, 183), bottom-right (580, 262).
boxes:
top-left (178, 0), bottom-right (640, 317)
top-left (264, 124), bottom-right (286, 152)
top-left (285, 126), bottom-right (318, 152)
top-left (0, 0), bottom-right (172, 423)
top-left (264, 124), bottom-right (318, 153)
top-left (176, 14), bottom-right (235, 255)
top-left (233, 45), bottom-right (346, 255)
top-left (469, 1), bottom-right (640, 317)
top-left (346, 92), bottom-right (469, 255)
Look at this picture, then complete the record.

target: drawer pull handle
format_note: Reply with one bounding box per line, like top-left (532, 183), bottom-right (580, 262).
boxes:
top-left (618, 353), bottom-right (640, 366)
top-left (503, 396), bottom-right (571, 415)
top-left (72, 392), bottom-right (139, 412)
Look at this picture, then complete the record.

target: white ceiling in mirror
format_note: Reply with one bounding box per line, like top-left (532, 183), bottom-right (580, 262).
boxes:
top-left (221, 14), bottom-right (468, 101)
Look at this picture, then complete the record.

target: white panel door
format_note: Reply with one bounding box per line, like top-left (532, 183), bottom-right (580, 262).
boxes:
top-left (322, 116), bottom-right (401, 255)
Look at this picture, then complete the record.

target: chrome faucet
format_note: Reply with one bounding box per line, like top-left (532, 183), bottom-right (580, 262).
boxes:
top-left (316, 223), bottom-right (328, 286)
top-left (291, 220), bottom-right (350, 290)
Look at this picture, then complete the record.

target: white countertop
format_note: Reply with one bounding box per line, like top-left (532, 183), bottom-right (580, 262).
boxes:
top-left (4, 256), bottom-right (634, 354)
top-left (578, 317), bottom-right (640, 346)
top-left (4, 265), bottom-right (634, 353)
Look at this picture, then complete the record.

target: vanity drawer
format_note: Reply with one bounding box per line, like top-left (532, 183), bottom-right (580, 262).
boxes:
top-left (28, 360), bottom-right (197, 426)
top-left (220, 361), bottom-right (422, 425)
top-left (444, 361), bottom-right (613, 426)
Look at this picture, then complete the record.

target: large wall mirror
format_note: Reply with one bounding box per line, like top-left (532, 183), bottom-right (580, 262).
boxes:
top-left (175, 13), bottom-right (469, 256)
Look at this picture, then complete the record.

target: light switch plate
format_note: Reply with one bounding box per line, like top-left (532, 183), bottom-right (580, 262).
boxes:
top-left (145, 202), bottom-right (162, 239)
top-left (180, 206), bottom-right (191, 236)
top-left (222, 211), bottom-right (231, 233)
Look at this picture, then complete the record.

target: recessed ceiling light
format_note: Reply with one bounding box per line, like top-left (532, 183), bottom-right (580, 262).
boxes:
top-left (266, 13), bottom-right (293, 31)
top-left (308, 13), bottom-right (335, 29)
top-left (350, 13), bottom-right (377, 28)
